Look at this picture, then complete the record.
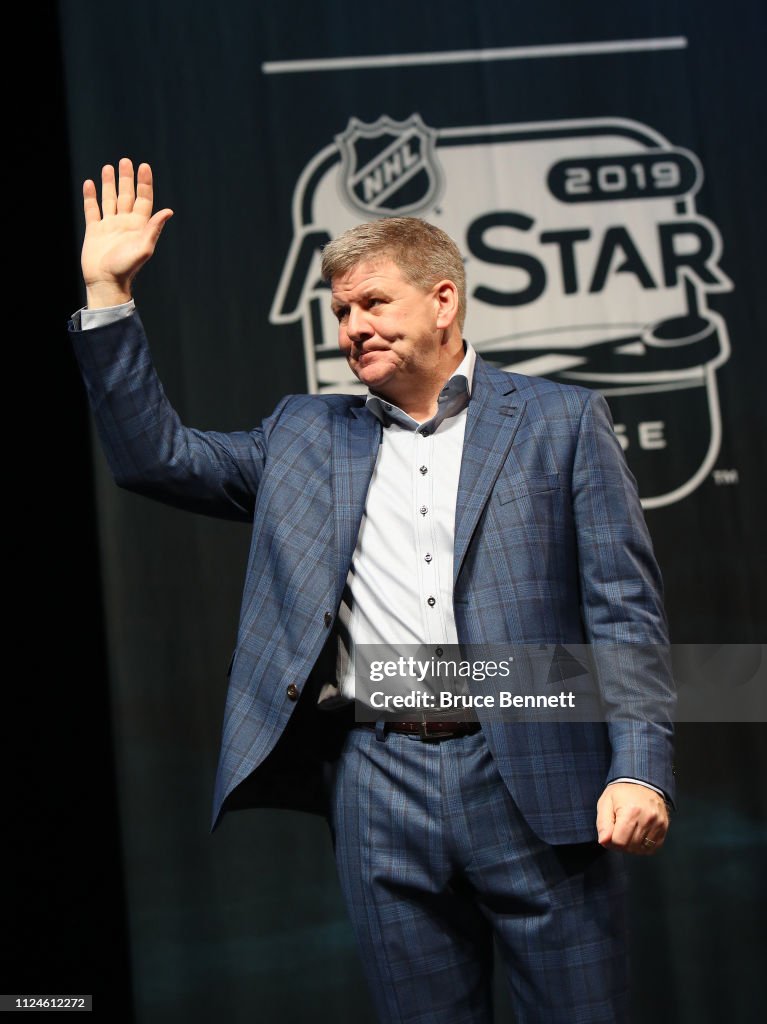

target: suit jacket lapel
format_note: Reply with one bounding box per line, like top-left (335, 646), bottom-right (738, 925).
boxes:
top-left (331, 403), bottom-right (381, 603)
top-left (454, 358), bottom-right (525, 585)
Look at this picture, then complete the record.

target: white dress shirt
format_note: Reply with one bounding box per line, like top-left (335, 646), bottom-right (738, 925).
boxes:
top-left (332, 345), bottom-right (475, 704)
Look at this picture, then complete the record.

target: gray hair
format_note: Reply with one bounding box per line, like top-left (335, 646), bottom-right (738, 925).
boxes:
top-left (320, 217), bottom-right (466, 330)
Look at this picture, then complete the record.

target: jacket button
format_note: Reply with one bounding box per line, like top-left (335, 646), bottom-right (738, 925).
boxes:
top-left (324, 611), bottom-right (332, 628)
top-left (286, 683), bottom-right (300, 701)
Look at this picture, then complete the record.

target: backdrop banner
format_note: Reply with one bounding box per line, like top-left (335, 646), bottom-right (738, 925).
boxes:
top-left (59, 1), bottom-right (766, 1021)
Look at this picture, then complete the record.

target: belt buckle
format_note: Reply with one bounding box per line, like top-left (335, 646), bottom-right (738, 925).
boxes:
top-left (418, 721), bottom-right (453, 742)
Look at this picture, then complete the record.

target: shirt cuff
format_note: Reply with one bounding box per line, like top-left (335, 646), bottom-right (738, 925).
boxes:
top-left (608, 777), bottom-right (668, 801)
top-left (71, 299), bottom-right (136, 331)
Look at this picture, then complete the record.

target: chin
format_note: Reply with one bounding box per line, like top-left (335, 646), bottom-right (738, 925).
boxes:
top-left (354, 360), bottom-right (396, 389)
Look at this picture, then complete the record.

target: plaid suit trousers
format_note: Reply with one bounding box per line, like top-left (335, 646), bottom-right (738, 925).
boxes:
top-left (328, 727), bottom-right (629, 1024)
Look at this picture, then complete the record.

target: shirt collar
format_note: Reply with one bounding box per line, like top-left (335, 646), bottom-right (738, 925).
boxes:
top-left (366, 342), bottom-right (476, 433)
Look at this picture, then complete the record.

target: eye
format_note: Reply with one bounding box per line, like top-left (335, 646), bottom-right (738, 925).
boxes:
top-left (333, 306), bottom-right (349, 323)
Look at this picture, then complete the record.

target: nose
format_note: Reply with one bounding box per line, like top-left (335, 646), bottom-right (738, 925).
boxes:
top-left (346, 305), bottom-right (372, 344)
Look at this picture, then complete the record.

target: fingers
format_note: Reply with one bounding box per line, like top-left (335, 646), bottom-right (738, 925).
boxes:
top-left (83, 178), bottom-right (101, 224)
top-left (101, 163), bottom-right (117, 216)
top-left (145, 208), bottom-right (174, 248)
top-left (595, 793), bottom-right (615, 846)
top-left (86, 159), bottom-right (155, 221)
top-left (116, 157), bottom-right (135, 213)
top-left (133, 162), bottom-right (155, 219)
top-left (596, 783), bottom-right (669, 856)
top-left (612, 812), bottom-right (666, 856)
top-left (637, 828), bottom-right (665, 855)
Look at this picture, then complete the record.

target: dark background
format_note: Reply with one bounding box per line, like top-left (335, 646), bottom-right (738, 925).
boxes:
top-left (6, 1), bottom-right (765, 1020)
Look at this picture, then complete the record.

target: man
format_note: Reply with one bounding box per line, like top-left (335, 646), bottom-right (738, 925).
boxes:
top-left (71, 158), bottom-right (674, 1023)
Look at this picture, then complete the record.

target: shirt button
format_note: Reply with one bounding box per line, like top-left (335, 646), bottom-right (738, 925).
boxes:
top-left (427, 597), bottom-right (436, 607)
top-left (420, 466), bottom-right (428, 475)
top-left (420, 506), bottom-right (428, 516)
top-left (286, 683), bottom-right (300, 701)
top-left (323, 611), bottom-right (332, 628)
top-left (424, 553), bottom-right (432, 563)
top-left (421, 429), bottom-right (430, 437)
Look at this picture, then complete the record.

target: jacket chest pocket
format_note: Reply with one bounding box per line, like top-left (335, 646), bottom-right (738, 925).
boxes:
top-left (495, 472), bottom-right (561, 505)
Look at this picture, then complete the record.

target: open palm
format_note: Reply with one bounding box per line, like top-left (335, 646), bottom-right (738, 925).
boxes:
top-left (82, 158), bottom-right (173, 304)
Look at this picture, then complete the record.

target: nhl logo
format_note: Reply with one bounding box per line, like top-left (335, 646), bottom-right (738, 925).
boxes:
top-left (336, 114), bottom-right (442, 216)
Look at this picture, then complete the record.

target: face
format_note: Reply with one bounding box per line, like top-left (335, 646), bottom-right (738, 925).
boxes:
top-left (331, 258), bottom-right (453, 399)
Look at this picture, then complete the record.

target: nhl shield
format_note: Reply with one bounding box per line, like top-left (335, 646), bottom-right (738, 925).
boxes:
top-left (336, 114), bottom-right (442, 217)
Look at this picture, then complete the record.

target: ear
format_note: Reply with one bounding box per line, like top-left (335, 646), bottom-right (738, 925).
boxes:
top-left (434, 279), bottom-right (459, 329)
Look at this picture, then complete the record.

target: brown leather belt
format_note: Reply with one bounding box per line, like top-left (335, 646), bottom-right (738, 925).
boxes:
top-left (356, 721), bottom-right (482, 742)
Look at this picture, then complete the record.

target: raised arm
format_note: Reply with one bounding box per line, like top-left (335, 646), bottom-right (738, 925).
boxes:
top-left (82, 158), bottom-right (173, 308)
top-left (72, 160), bottom-right (272, 521)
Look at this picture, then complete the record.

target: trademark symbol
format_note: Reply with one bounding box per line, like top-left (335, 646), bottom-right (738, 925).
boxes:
top-left (713, 469), bottom-right (739, 485)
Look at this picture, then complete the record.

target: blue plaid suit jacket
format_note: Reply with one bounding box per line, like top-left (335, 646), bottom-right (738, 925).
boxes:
top-left (71, 313), bottom-right (674, 844)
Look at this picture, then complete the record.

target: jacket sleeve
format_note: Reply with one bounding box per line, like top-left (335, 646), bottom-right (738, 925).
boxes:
top-left (69, 310), bottom-right (286, 521)
top-left (571, 389), bottom-right (676, 802)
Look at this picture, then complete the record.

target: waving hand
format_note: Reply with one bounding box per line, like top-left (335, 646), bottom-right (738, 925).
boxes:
top-left (81, 158), bottom-right (173, 309)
